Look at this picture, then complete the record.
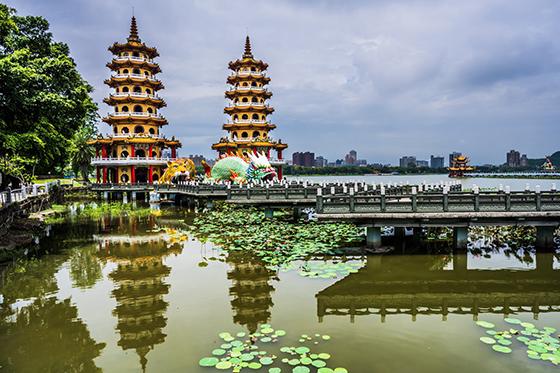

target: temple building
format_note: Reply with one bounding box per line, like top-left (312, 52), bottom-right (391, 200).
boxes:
top-left (89, 16), bottom-right (181, 184)
top-left (211, 36), bottom-right (288, 178)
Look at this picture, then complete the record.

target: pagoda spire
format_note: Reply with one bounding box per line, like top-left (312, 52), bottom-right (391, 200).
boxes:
top-left (243, 35), bottom-right (253, 58)
top-left (128, 16), bottom-right (140, 42)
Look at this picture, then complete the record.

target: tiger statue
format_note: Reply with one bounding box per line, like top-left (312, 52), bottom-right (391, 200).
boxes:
top-left (159, 158), bottom-right (196, 184)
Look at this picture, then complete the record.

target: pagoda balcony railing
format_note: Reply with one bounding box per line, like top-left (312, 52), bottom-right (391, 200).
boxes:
top-left (112, 73), bottom-right (159, 82)
top-left (110, 133), bottom-right (161, 139)
top-left (110, 92), bottom-right (161, 99)
top-left (114, 56), bottom-right (154, 63)
top-left (229, 102), bottom-right (267, 108)
top-left (227, 119), bottom-right (267, 124)
top-left (230, 71), bottom-right (265, 77)
top-left (229, 86), bottom-right (266, 92)
top-left (91, 156), bottom-right (176, 166)
top-left (108, 112), bottom-right (165, 119)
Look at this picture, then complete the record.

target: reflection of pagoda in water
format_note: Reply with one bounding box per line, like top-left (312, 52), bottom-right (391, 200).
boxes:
top-left (317, 253), bottom-right (559, 323)
top-left (96, 218), bottom-right (183, 371)
top-left (227, 252), bottom-right (277, 333)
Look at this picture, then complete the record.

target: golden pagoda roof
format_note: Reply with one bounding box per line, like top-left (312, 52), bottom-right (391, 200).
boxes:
top-left (228, 36), bottom-right (269, 71)
top-left (106, 58), bottom-right (161, 74)
top-left (108, 17), bottom-right (159, 58)
top-left (224, 105), bottom-right (274, 115)
top-left (222, 122), bottom-right (277, 131)
top-left (225, 88), bottom-right (272, 99)
top-left (102, 114), bottom-right (168, 126)
top-left (104, 94), bottom-right (166, 108)
top-left (88, 135), bottom-right (181, 147)
top-left (211, 139), bottom-right (288, 150)
top-left (104, 75), bottom-right (164, 90)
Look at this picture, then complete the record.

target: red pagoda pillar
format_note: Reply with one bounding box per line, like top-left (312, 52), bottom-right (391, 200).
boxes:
top-left (102, 167), bottom-right (108, 183)
top-left (148, 165), bottom-right (153, 183)
top-left (171, 146), bottom-right (176, 159)
top-left (96, 168), bottom-right (100, 183)
top-left (277, 149), bottom-right (283, 180)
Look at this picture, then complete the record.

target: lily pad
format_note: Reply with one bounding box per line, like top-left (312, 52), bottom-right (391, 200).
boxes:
top-left (497, 339), bottom-right (512, 346)
top-left (260, 357), bottom-right (274, 365)
top-left (212, 349), bottom-right (226, 356)
top-left (492, 345), bottom-right (512, 354)
top-left (269, 369), bottom-right (282, 373)
top-left (318, 353), bottom-right (331, 360)
top-left (216, 361), bottom-right (233, 369)
top-left (295, 346), bottom-right (310, 354)
top-left (293, 367), bottom-right (310, 373)
top-left (321, 335), bottom-right (331, 340)
top-left (504, 318), bottom-right (521, 325)
top-left (334, 369), bottom-right (349, 373)
top-left (276, 330), bottom-right (286, 336)
top-left (312, 360), bottom-right (327, 368)
top-left (476, 321), bottom-right (495, 329)
top-left (248, 362), bottom-right (263, 369)
top-left (199, 357), bottom-right (219, 367)
top-left (318, 369), bottom-right (334, 373)
top-left (479, 337), bottom-right (496, 345)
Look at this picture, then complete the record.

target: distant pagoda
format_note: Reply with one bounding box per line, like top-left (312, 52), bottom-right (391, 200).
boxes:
top-left (448, 154), bottom-right (475, 178)
top-left (89, 16), bottom-right (181, 184)
top-left (211, 36), bottom-right (288, 179)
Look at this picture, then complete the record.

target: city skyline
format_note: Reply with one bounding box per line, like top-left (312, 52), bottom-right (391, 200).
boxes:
top-left (9, 0), bottom-right (560, 164)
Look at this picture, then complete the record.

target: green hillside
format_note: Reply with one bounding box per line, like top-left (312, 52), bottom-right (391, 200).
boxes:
top-left (528, 150), bottom-right (560, 168)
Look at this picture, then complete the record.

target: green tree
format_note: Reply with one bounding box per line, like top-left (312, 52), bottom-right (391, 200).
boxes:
top-left (69, 124), bottom-right (97, 182)
top-left (0, 4), bottom-right (97, 186)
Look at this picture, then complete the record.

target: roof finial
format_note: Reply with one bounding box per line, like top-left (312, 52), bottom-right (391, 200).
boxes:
top-left (128, 15), bottom-right (140, 42)
top-left (243, 35), bottom-right (253, 58)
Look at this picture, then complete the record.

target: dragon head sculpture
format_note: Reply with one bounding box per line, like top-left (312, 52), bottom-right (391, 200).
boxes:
top-left (246, 152), bottom-right (277, 182)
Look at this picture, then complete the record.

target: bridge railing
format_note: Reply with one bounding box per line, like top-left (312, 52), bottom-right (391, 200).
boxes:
top-left (0, 181), bottom-right (59, 208)
top-left (316, 190), bottom-right (560, 214)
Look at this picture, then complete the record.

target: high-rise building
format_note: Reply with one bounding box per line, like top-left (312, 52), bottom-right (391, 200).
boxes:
top-left (449, 152), bottom-right (461, 168)
top-left (292, 152), bottom-right (302, 166)
top-left (430, 155), bottom-right (444, 168)
top-left (292, 152), bottom-right (315, 167)
top-left (345, 150), bottom-right (357, 165)
top-left (416, 160), bottom-right (429, 168)
top-left (520, 154), bottom-right (529, 167)
top-left (315, 156), bottom-right (327, 167)
top-left (89, 17), bottom-right (181, 184)
top-left (399, 156), bottom-right (417, 168)
top-left (507, 150), bottom-right (521, 167)
top-left (211, 36), bottom-right (288, 178)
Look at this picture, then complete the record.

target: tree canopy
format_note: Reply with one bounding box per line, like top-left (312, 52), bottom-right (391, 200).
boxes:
top-left (0, 4), bottom-right (97, 185)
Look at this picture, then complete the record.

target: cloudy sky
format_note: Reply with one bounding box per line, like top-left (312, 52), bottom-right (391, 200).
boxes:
top-left (8, 0), bottom-right (560, 164)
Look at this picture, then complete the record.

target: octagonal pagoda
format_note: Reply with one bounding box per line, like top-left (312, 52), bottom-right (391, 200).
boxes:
top-left (89, 16), bottom-right (181, 184)
top-left (211, 36), bottom-right (288, 179)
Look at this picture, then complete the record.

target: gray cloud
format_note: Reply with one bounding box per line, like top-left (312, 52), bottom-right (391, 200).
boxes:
top-left (7, 0), bottom-right (560, 164)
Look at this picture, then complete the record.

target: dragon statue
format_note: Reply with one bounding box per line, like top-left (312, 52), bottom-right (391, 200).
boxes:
top-left (160, 158), bottom-right (197, 183)
top-left (202, 153), bottom-right (277, 183)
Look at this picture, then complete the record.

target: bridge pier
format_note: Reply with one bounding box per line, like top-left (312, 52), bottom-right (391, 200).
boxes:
top-left (536, 226), bottom-right (557, 250)
top-left (122, 192), bottom-right (128, 204)
top-left (131, 192), bottom-right (137, 201)
top-left (264, 208), bottom-right (274, 218)
top-left (103, 191), bottom-right (109, 201)
top-left (453, 227), bottom-right (468, 250)
top-left (366, 226), bottom-right (382, 248)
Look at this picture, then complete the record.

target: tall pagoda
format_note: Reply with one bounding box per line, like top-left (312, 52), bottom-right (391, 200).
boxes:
top-left (89, 16), bottom-right (181, 184)
top-left (211, 36), bottom-right (288, 179)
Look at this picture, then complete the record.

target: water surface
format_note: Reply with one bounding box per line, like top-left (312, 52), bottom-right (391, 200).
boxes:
top-left (1, 211), bottom-right (559, 372)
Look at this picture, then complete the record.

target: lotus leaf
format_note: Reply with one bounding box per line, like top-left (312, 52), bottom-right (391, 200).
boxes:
top-left (216, 361), bottom-right (233, 369)
top-left (492, 345), bottom-right (512, 354)
top-left (479, 337), bottom-right (496, 345)
top-left (269, 369), bottom-right (282, 373)
top-left (293, 367), bottom-right (310, 373)
top-left (199, 357), bottom-right (219, 367)
top-left (212, 349), bottom-right (227, 356)
top-left (504, 318), bottom-right (521, 324)
top-left (260, 357), bottom-right (274, 365)
top-left (476, 321), bottom-right (495, 329)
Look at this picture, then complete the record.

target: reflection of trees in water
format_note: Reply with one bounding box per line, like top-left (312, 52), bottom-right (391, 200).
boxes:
top-left (69, 244), bottom-right (103, 289)
top-left (0, 297), bottom-right (105, 372)
top-left (226, 252), bottom-right (277, 334)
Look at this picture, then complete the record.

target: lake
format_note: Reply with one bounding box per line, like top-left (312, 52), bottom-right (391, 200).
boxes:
top-left (0, 208), bottom-right (559, 372)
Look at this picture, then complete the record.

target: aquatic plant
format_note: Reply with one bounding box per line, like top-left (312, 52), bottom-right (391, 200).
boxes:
top-left (280, 258), bottom-right (366, 279)
top-left (199, 324), bottom-right (348, 372)
top-left (189, 204), bottom-right (364, 267)
top-left (476, 318), bottom-right (560, 365)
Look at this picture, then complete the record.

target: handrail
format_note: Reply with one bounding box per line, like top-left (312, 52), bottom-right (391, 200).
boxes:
top-left (107, 112), bottom-right (164, 118)
top-left (110, 92), bottom-right (161, 99)
top-left (112, 73), bottom-right (160, 82)
top-left (91, 156), bottom-right (176, 162)
top-left (114, 56), bottom-right (154, 63)
top-left (0, 181), bottom-right (60, 208)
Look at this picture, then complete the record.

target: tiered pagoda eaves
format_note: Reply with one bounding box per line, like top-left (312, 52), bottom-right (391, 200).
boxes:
top-left (89, 17), bottom-right (181, 184)
top-left (212, 36), bottom-right (288, 178)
